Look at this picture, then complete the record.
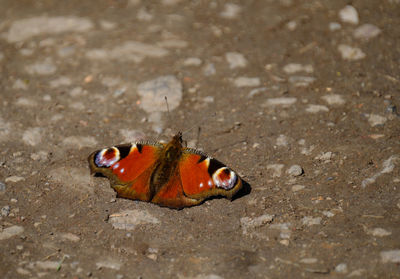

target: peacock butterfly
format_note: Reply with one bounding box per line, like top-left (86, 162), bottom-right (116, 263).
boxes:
top-left (88, 132), bottom-right (243, 208)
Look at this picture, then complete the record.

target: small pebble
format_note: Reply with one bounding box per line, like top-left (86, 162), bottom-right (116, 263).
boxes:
top-left (225, 52), bottom-right (247, 69)
top-left (335, 263), bottom-right (348, 273)
top-left (233, 77), bottom-right (261, 87)
top-left (353, 24), bottom-right (381, 40)
top-left (368, 114), bottom-right (387, 126)
top-left (5, 176), bottom-right (25, 183)
top-left (300, 258), bottom-right (318, 264)
top-left (338, 45), bottom-right (366, 61)
top-left (220, 3), bottom-right (241, 19)
top-left (288, 76), bottom-right (315, 87)
top-left (367, 228), bottom-right (391, 237)
top-left (339, 5), bottom-right (359, 25)
top-left (302, 216), bottom-right (322, 226)
top-left (329, 22), bottom-right (341, 31)
top-left (380, 250), bottom-right (400, 263)
top-left (306, 104), bottom-right (329, 113)
top-left (283, 63), bottom-right (313, 74)
top-left (183, 57), bottom-right (202, 66)
top-left (292, 185), bottom-right (305, 192)
top-left (321, 94), bottom-right (345, 105)
top-left (287, 165), bottom-right (303, 176)
top-left (1, 205), bottom-right (10, 216)
top-left (203, 63), bottom-right (216, 76)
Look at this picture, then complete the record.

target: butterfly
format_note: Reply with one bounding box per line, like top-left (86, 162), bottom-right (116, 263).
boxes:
top-left (88, 132), bottom-right (243, 208)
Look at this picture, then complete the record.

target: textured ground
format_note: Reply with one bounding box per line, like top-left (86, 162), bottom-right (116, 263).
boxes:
top-left (0, 0), bottom-right (399, 278)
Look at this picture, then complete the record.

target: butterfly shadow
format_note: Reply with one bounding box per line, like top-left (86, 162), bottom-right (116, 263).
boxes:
top-left (231, 179), bottom-right (251, 201)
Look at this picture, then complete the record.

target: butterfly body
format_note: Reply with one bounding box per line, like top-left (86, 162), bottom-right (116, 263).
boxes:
top-left (88, 132), bottom-right (243, 208)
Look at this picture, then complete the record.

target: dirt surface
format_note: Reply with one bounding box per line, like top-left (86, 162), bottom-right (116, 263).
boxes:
top-left (1, 0), bottom-right (399, 278)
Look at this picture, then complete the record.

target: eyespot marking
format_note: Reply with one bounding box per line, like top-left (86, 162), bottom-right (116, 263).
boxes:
top-left (212, 167), bottom-right (237, 190)
top-left (94, 147), bottom-right (120, 167)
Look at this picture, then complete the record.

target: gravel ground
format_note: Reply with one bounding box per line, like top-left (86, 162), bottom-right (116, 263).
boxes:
top-left (0, 1), bottom-right (399, 278)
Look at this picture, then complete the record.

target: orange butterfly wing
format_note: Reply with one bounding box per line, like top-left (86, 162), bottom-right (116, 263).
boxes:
top-left (88, 143), bottom-right (162, 202)
top-left (179, 150), bottom-right (243, 201)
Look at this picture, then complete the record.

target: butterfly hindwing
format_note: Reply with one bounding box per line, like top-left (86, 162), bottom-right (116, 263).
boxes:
top-left (179, 150), bottom-right (242, 201)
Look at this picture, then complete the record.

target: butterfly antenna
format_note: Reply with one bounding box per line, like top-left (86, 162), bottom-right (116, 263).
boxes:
top-left (164, 96), bottom-right (172, 128)
top-left (196, 126), bottom-right (201, 149)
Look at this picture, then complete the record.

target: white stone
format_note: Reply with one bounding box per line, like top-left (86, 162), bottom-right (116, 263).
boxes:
top-left (335, 263), bottom-right (348, 273)
top-left (240, 214), bottom-right (274, 234)
top-left (13, 79), bottom-right (28, 90)
top-left (4, 16), bottom-right (94, 43)
top-left (86, 41), bottom-right (169, 63)
top-left (25, 58), bottom-right (57, 75)
top-left (137, 75), bottom-right (182, 113)
top-left (287, 165), bottom-right (303, 176)
top-left (300, 258), bottom-right (318, 264)
top-left (322, 211), bottom-right (335, 217)
top-left (368, 114), bottom-right (387, 126)
top-left (248, 87), bottom-right (268, 98)
top-left (276, 134), bottom-right (289, 147)
top-left (267, 164), bottom-right (284, 178)
top-left (362, 156), bottom-right (399, 188)
top-left (338, 44), bottom-right (365, 61)
top-left (339, 5), bottom-right (359, 25)
top-left (286, 21), bottom-right (297, 31)
top-left (158, 39), bottom-right (188, 48)
top-left (16, 268), bottom-right (31, 275)
top-left (265, 97), bottom-right (297, 106)
top-left (321, 94), bottom-right (345, 105)
top-left (306, 104), bottom-right (329, 113)
top-left (62, 136), bottom-right (97, 149)
top-left (288, 76), bottom-right (316, 87)
top-left (329, 22), bottom-right (341, 31)
top-left (15, 98), bottom-right (37, 107)
top-left (5, 176), bottom-right (25, 183)
top-left (353, 24), bottom-right (381, 40)
top-left (137, 8), bottom-right (153, 21)
top-left (203, 63), bottom-right (216, 76)
top-left (96, 259), bottom-right (122, 270)
top-left (109, 209), bottom-right (160, 230)
top-left (59, 232), bottom-right (80, 242)
top-left (283, 63), bottom-right (313, 74)
top-left (367, 228), bottom-right (391, 237)
top-left (111, 41), bottom-right (168, 59)
top-left (49, 76), bottom-right (72, 88)
top-left (301, 216), bottom-right (321, 226)
top-left (23, 127), bottom-right (42, 146)
top-left (0, 225), bottom-right (24, 240)
top-left (99, 20), bottom-right (117, 30)
top-left (314, 152), bottom-right (333, 161)
top-left (380, 250), bottom-right (400, 263)
top-left (30, 151), bottom-right (49, 161)
top-left (183, 57), bottom-right (202, 66)
top-left (35, 261), bottom-right (59, 270)
top-left (220, 3), bottom-right (242, 19)
top-left (225, 52), bottom-right (248, 69)
top-left (292, 185), bottom-right (305, 192)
